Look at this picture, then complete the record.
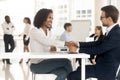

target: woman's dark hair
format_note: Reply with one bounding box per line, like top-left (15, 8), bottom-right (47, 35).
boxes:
top-left (64, 23), bottom-right (72, 30)
top-left (101, 5), bottom-right (119, 23)
top-left (33, 8), bottom-right (53, 28)
top-left (96, 26), bottom-right (103, 35)
top-left (5, 15), bottom-right (11, 24)
top-left (24, 17), bottom-right (31, 24)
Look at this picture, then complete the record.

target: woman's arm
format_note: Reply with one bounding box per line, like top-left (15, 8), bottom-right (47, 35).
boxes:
top-left (30, 28), bottom-right (65, 47)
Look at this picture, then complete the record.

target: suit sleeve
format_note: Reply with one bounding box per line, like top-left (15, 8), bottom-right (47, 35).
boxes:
top-left (79, 34), bottom-right (120, 55)
top-left (79, 40), bottom-right (102, 48)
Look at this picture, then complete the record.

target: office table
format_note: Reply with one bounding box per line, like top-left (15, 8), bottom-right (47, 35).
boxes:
top-left (0, 52), bottom-right (90, 80)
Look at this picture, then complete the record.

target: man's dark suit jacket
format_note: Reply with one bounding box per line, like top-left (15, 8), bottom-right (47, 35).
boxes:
top-left (79, 24), bottom-right (120, 79)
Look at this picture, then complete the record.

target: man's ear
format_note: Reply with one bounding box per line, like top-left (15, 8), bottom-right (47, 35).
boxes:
top-left (108, 17), bottom-right (113, 22)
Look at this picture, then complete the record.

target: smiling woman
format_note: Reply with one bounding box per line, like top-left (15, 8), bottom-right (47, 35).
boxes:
top-left (29, 8), bottom-right (73, 80)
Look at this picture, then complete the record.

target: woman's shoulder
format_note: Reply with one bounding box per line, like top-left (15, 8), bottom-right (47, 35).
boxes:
top-left (30, 27), bottom-right (40, 33)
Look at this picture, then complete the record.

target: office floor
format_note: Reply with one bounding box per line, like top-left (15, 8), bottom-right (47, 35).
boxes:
top-left (0, 59), bottom-right (65, 80)
top-left (0, 59), bottom-right (98, 80)
top-left (0, 59), bottom-right (33, 80)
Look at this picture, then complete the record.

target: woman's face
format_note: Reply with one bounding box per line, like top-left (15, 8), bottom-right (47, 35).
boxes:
top-left (23, 19), bottom-right (28, 24)
top-left (44, 13), bottom-right (53, 28)
top-left (95, 28), bottom-right (101, 35)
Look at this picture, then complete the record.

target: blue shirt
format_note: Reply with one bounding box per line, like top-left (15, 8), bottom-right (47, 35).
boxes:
top-left (60, 31), bottom-right (71, 42)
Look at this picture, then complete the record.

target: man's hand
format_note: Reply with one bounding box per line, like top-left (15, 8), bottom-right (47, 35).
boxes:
top-left (64, 41), bottom-right (79, 53)
top-left (70, 41), bottom-right (78, 46)
top-left (65, 41), bottom-right (78, 48)
top-left (69, 46), bottom-right (78, 53)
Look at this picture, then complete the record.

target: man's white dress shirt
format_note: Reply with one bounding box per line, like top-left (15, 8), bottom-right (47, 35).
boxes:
top-left (105, 23), bottom-right (118, 36)
top-left (2, 22), bottom-right (15, 35)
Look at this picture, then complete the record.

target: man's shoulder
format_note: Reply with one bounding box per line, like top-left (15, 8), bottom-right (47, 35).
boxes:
top-left (111, 24), bottom-right (120, 33)
top-left (115, 24), bottom-right (120, 31)
top-left (115, 24), bottom-right (120, 28)
top-left (111, 24), bottom-right (120, 37)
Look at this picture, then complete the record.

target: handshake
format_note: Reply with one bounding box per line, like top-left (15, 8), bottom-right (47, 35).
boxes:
top-left (65, 41), bottom-right (78, 52)
top-left (50, 41), bottom-right (79, 53)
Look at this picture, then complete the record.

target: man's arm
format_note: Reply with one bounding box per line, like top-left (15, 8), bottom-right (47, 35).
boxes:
top-left (79, 40), bottom-right (102, 48)
top-left (70, 35), bottom-right (120, 55)
top-left (80, 36), bottom-right (119, 55)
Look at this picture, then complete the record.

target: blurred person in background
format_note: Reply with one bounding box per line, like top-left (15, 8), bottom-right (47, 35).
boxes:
top-left (89, 26), bottom-right (104, 64)
top-left (1, 15), bottom-right (15, 64)
top-left (19, 17), bottom-right (32, 64)
top-left (60, 23), bottom-right (72, 42)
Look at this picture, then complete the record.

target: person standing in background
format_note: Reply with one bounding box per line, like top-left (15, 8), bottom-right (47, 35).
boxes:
top-left (60, 23), bottom-right (72, 42)
top-left (1, 15), bottom-right (15, 64)
top-left (19, 17), bottom-right (31, 64)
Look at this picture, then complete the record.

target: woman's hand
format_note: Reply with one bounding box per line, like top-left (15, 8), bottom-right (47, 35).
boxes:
top-left (50, 46), bottom-right (56, 52)
top-left (91, 59), bottom-right (96, 65)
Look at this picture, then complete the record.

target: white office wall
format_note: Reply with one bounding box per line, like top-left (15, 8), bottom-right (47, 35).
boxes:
top-left (70, 20), bottom-right (91, 41)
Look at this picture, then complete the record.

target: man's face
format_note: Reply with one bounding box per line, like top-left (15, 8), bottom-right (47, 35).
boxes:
top-left (66, 26), bottom-right (72, 32)
top-left (5, 16), bottom-right (10, 23)
top-left (100, 11), bottom-right (109, 27)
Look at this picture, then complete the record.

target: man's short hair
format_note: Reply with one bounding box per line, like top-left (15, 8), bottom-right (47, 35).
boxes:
top-left (101, 5), bottom-right (119, 23)
top-left (64, 23), bottom-right (72, 30)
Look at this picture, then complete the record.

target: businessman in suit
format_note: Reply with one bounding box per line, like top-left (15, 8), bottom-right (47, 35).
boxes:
top-left (67, 5), bottom-right (120, 80)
